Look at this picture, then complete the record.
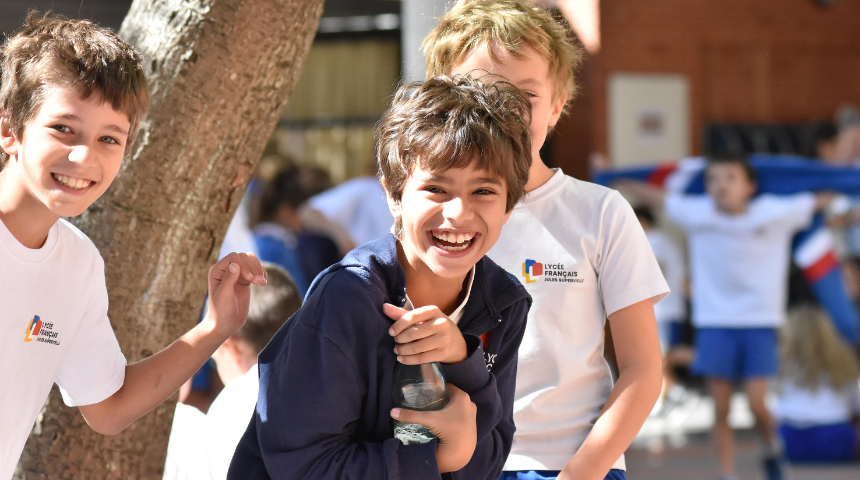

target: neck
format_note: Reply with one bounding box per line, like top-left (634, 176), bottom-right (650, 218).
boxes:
top-left (0, 170), bottom-right (58, 249)
top-left (396, 240), bottom-right (469, 315)
top-left (524, 156), bottom-right (555, 193)
top-left (718, 202), bottom-right (749, 215)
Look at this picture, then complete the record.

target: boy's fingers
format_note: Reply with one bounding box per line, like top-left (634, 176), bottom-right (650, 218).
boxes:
top-left (396, 349), bottom-right (442, 365)
top-left (214, 262), bottom-right (241, 297)
top-left (394, 337), bottom-right (437, 357)
top-left (222, 252), bottom-right (266, 286)
top-left (394, 317), bottom-right (452, 344)
top-left (383, 303), bottom-right (408, 321)
top-left (389, 306), bottom-right (445, 337)
top-left (391, 407), bottom-right (431, 429)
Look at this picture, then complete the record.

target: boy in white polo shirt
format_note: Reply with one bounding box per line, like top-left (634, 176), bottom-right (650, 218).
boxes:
top-left (622, 155), bottom-right (834, 480)
top-left (423, 2), bottom-right (670, 479)
top-left (0, 15), bottom-right (265, 477)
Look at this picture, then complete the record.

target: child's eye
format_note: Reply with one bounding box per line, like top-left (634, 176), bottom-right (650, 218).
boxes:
top-left (52, 125), bottom-right (71, 133)
top-left (424, 186), bottom-right (445, 194)
top-left (525, 92), bottom-right (537, 98)
top-left (100, 136), bottom-right (120, 145)
top-left (475, 188), bottom-right (496, 195)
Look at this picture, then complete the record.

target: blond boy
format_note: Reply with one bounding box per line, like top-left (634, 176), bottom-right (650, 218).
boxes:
top-left (423, 2), bottom-right (669, 479)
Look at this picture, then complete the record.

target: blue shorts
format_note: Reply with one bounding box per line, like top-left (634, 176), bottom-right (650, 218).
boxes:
top-left (499, 469), bottom-right (626, 480)
top-left (692, 328), bottom-right (778, 380)
top-left (779, 423), bottom-right (858, 463)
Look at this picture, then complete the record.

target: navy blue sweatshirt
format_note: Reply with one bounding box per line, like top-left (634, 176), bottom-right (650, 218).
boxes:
top-left (228, 234), bottom-right (530, 480)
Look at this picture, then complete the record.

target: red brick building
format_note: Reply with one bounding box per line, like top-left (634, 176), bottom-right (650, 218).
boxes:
top-left (551, 0), bottom-right (860, 179)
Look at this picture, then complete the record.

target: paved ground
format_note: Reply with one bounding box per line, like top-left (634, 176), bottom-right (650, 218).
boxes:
top-left (627, 429), bottom-right (860, 480)
top-left (625, 388), bottom-right (860, 480)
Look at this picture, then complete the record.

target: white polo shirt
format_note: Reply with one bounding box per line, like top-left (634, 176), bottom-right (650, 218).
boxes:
top-left (489, 170), bottom-right (669, 471)
top-left (0, 218), bottom-right (126, 479)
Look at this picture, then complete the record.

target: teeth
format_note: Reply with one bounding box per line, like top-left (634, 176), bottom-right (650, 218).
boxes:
top-left (432, 231), bottom-right (475, 251)
top-left (54, 173), bottom-right (91, 190)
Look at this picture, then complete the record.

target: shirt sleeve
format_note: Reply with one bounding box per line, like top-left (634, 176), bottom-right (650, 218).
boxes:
top-left (599, 191), bottom-right (671, 316)
top-left (664, 193), bottom-right (706, 231)
top-left (56, 256), bottom-right (126, 407)
top-left (773, 193), bottom-right (817, 232)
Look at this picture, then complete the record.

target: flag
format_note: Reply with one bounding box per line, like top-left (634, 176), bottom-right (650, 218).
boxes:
top-left (594, 155), bottom-right (860, 344)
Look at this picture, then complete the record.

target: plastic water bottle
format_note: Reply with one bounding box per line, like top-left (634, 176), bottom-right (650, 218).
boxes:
top-left (391, 362), bottom-right (449, 445)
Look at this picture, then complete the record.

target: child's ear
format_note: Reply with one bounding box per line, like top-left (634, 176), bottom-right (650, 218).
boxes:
top-left (547, 92), bottom-right (568, 129)
top-left (0, 117), bottom-right (19, 158)
top-left (385, 190), bottom-right (402, 219)
top-left (502, 208), bottom-right (513, 225)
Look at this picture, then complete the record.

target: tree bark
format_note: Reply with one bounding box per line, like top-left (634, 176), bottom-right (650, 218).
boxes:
top-left (15, 0), bottom-right (323, 478)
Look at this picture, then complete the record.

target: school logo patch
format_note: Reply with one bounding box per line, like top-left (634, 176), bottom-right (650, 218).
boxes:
top-left (522, 259), bottom-right (582, 284)
top-left (24, 315), bottom-right (60, 345)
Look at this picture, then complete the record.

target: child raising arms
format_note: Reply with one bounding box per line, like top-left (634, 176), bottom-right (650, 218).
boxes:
top-left (423, 2), bottom-right (669, 479)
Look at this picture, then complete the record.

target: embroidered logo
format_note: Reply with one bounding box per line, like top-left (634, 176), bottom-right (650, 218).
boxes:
top-left (24, 315), bottom-right (60, 345)
top-left (522, 259), bottom-right (543, 284)
top-left (522, 259), bottom-right (582, 284)
top-left (479, 331), bottom-right (496, 371)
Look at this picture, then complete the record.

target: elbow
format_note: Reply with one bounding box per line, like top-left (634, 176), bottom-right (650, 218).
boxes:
top-left (87, 417), bottom-right (128, 436)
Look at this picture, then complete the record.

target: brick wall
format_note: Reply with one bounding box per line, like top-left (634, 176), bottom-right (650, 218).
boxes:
top-left (551, 0), bottom-right (860, 176)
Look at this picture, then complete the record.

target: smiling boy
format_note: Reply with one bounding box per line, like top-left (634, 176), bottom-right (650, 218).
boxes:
top-left (228, 74), bottom-right (532, 479)
top-left (423, 2), bottom-right (670, 480)
top-left (0, 15), bottom-right (264, 477)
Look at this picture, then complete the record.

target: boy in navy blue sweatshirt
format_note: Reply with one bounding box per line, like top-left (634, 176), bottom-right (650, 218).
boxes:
top-left (228, 75), bottom-right (533, 479)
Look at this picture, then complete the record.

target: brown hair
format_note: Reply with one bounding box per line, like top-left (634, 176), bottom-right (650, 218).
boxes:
top-left (235, 263), bottom-right (303, 355)
top-left (0, 12), bottom-right (149, 165)
top-left (780, 304), bottom-right (860, 390)
top-left (422, 0), bottom-right (582, 111)
top-left (705, 153), bottom-right (758, 184)
top-left (376, 74), bottom-right (532, 237)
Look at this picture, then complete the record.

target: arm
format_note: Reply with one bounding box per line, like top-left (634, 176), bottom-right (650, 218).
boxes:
top-left (558, 299), bottom-right (663, 480)
top-left (814, 191), bottom-right (837, 212)
top-left (384, 297), bottom-right (528, 479)
top-left (230, 272), bottom-right (463, 479)
top-left (79, 252), bottom-right (266, 435)
top-left (449, 298), bottom-right (528, 480)
top-left (612, 179), bottom-right (667, 211)
top-left (242, 323), bottom-right (443, 480)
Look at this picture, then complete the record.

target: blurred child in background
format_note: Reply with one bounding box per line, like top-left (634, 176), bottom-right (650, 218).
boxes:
top-left (252, 165), bottom-right (344, 294)
top-left (775, 304), bottom-right (860, 464)
top-left (165, 264), bottom-right (302, 480)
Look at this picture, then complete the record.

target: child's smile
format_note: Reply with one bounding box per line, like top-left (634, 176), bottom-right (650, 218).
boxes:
top-left (390, 164), bottom-right (510, 283)
top-left (429, 229), bottom-right (478, 254)
top-left (52, 173), bottom-right (96, 193)
top-left (1, 86), bottom-right (128, 220)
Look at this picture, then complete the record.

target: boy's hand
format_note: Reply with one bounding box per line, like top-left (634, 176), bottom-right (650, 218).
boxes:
top-left (206, 252), bottom-right (267, 335)
top-left (390, 384), bottom-right (477, 473)
top-left (384, 303), bottom-right (468, 364)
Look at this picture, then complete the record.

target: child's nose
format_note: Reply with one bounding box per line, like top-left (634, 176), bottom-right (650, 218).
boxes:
top-left (67, 145), bottom-right (93, 164)
top-left (443, 197), bottom-right (472, 220)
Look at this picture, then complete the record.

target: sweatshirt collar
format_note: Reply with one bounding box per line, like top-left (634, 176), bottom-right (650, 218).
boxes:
top-left (331, 234), bottom-right (528, 332)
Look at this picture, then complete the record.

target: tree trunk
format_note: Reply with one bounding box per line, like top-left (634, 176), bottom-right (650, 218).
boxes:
top-left (15, 0), bottom-right (323, 477)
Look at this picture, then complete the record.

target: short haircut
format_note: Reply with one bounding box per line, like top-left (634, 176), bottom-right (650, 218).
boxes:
top-left (375, 74), bottom-right (532, 237)
top-left (705, 153), bottom-right (758, 184)
top-left (235, 263), bottom-right (303, 355)
top-left (0, 12), bottom-right (149, 165)
top-left (422, 0), bottom-right (582, 111)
